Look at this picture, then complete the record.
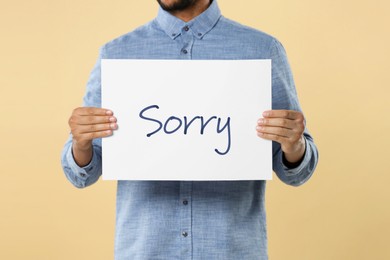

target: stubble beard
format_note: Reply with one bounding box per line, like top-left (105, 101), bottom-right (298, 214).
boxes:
top-left (157, 0), bottom-right (196, 12)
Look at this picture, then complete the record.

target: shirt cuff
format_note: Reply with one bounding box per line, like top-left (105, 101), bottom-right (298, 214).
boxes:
top-left (280, 137), bottom-right (312, 176)
top-left (66, 145), bottom-right (99, 180)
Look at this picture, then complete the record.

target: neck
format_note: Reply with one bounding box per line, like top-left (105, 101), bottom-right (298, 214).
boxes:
top-left (170, 0), bottom-right (211, 22)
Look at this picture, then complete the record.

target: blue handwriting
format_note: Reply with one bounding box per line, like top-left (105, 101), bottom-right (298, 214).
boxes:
top-left (139, 104), bottom-right (231, 155)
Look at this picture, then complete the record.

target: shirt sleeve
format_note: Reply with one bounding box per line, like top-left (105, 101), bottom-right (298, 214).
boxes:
top-left (270, 38), bottom-right (319, 186)
top-left (60, 47), bottom-right (104, 188)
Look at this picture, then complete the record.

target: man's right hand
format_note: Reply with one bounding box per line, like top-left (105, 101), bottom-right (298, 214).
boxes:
top-left (68, 107), bottom-right (118, 167)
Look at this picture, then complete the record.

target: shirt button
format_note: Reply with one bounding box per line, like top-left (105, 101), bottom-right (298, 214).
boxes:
top-left (182, 49), bottom-right (188, 54)
top-left (184, 26), bottom-right (189, 31)
top-left (182, 199), bottom-right (188, 205)
top-left (172, 33), bottom-right (176, 37)
top-left (80, 173), bottom-right (86, 177)
top-left (182, 231), bottom-right (188, 237)
top-left (198, 33), bottom-right (202, 36)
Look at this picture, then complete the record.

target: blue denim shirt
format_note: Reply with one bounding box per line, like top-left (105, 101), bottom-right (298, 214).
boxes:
top-left (61, 1), bottom-right (319, 259)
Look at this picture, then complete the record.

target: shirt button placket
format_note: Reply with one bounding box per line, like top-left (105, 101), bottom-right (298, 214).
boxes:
top-left (180, 25), bottom-right (193, 59)
top-left (179, 181), bottom-right (192, 259)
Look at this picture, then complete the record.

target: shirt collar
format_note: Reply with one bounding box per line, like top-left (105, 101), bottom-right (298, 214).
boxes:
top-left (155, 0), bottom-right (221, 40)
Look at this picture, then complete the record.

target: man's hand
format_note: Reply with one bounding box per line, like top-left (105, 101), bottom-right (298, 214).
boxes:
top-left (256, 110), bottom-right (306, 164)
top-left (68, 107), bottom-right (118, 166)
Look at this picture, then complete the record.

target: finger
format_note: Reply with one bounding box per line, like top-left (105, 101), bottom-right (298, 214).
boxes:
top-left (256, 125), bottom-right (292, 138)
top-left (77, 130), bottom-right (114, 141)
top-left (76, 115), bottom-right (117, 125)
top-left (74, 123), bottom-right (118, 134)
top-left (262, 110), bottom-right (302, 120)
top-left (257, 131), bottom-right (289, 144)
top-left (257, 118), bottom-right (295, 130)
top-left (74, 107), bottom-right (113, 116)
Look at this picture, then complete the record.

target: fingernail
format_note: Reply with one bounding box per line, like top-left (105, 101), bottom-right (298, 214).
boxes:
top-left (256, 126), bottom-right (261, 130)
top-left (109, 117), bottom-right (116, 122)
top-left (106, 110), bottom-right (113, 115)
top-left (263, 111), bottom-right (270, 117)
top-left (258, 119), bottom-right (264, 124)
top-left (110, 123), bottom-right (117, 129)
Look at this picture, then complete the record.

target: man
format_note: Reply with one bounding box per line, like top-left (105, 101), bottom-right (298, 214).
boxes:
top-left (61, 0), bottom-right (319, 259)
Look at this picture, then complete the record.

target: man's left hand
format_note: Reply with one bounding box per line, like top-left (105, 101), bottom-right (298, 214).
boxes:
top-left (256, 110), bottom-right (306, 164)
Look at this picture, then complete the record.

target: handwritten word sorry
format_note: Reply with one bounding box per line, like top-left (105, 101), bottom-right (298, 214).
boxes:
top-left (139, 105), bottom-right (231, 155)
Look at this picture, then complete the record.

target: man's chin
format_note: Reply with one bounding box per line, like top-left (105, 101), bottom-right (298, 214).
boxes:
top-left (157, 0), bottom-right (195, 12)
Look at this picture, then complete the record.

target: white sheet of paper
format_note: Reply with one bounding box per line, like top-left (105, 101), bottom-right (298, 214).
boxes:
top-left (101, 59), bottom-right (272, 180)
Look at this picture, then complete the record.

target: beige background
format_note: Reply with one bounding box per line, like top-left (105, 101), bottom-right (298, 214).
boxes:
top-left (1, 0), bottom-right (389, 259)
